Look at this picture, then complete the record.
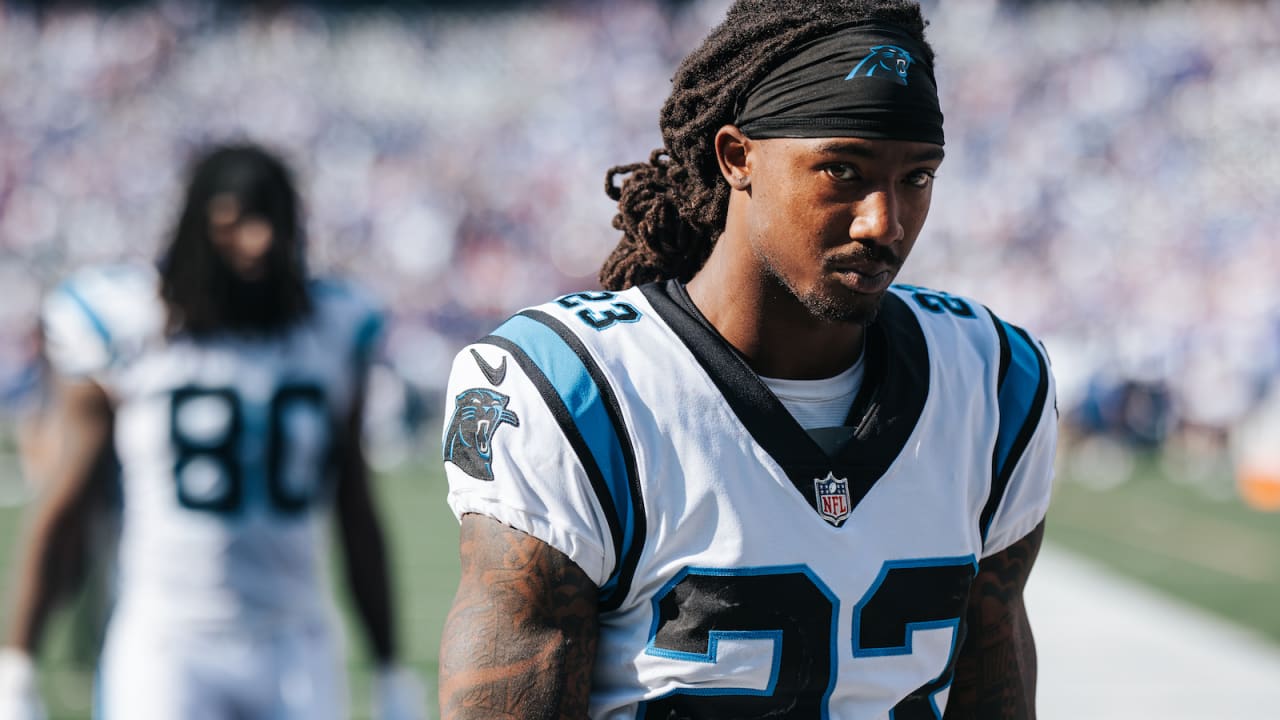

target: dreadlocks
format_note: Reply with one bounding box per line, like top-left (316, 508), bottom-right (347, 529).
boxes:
top-left (160, 144), bottom-right (312, 338)
top-left (599, 0), bottom-right (933, 291)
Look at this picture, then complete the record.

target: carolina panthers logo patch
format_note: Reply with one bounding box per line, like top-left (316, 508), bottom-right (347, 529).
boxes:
top-left (845, 45), bottom-right (914, 85)
top-left (443, 388), bottom-right (520, 481)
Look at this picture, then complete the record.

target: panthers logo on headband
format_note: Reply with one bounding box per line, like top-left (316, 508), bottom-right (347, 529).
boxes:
top-left (444, 388), bottom-right (520, 481)
top-left (846, 45), bottom-right (914, 86)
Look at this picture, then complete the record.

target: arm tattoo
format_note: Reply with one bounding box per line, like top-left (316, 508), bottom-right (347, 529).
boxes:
top-left (440, 514), bottom-right (599, 720)
top-left (945, 521), bottom-right (1045, 720)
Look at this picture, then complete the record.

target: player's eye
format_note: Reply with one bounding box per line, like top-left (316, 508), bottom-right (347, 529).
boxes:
top-left (822, 164), bottom-right (861, 182)
top-left (905, 169), bottom-right (936, 189)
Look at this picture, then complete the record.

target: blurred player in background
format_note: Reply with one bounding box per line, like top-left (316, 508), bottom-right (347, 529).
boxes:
top-left (439, 0), bottom-right (1055, 718)
top-left (9, 327), bottom-right (121, 671)
top-left (0, 144), bottom-right (424, 720)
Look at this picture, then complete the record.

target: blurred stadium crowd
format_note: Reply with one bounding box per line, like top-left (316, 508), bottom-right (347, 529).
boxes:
top-left (0, 0), bottom-right (1277, 471)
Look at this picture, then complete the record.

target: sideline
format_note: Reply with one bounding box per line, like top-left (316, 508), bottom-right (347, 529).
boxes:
top-left (1030, 544), bottom-right (1280, 719)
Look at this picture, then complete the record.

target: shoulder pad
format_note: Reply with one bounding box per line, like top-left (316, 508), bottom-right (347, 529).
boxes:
top-left (43, 264), bottom-right (161, 377)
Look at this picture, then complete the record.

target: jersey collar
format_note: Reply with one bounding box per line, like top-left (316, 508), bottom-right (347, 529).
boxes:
top-left (640, 280), bottom-right (930, 525)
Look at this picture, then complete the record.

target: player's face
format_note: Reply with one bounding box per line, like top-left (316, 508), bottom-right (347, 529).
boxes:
top-left (207, 193), bottom-right (274, 282)
top-left (744, 137), bottom-right (943, 324)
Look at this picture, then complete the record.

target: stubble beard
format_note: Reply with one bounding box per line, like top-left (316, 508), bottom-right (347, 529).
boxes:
top-left (758, 253), bottom-right (884, 326)
top-left (797, 285), bottom-right (882, 325)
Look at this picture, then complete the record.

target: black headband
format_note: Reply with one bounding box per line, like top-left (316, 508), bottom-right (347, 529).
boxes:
top-left (734, 23), bottom-right (944, 146)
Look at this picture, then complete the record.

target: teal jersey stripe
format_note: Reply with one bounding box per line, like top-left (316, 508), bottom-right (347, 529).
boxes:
top-left (491, 313), bottom-right (638, 603)
top-left (58, 281), bottom-right (113, 349)
top-left (994, 321), bottom-right (1043, 480)
top-left (984, 318), bottom-right (1049, 539)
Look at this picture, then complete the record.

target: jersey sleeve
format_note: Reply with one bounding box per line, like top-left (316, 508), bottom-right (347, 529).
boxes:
top-left (441, 340), bottom-right (616, 586)
top-left (981, 322), bottom-right (1058, 558)
top-left (41, 265), bottom-right (160, 385)
top-left (42, 283), bottom-right (114, 380)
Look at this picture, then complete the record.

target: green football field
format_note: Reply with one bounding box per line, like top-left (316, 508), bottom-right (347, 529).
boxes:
top-left (2, 447), bottom-right (1278, 719)
top-left (0, 458), bottom-right (460, 720)
top-left (1047, 447), bottom-right (1280, 643)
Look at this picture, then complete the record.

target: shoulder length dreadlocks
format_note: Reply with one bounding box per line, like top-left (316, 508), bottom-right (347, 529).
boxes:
top-left (599, 0), bottom-right (934, 291)
top-left (159, 144), bottom-right (312, 338)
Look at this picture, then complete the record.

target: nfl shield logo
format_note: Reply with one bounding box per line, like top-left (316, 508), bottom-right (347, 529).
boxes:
top-left (814, 472), bottom-right (851, 526)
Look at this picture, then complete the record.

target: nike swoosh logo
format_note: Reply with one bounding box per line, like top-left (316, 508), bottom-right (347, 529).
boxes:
top-left (470, 348), bottom-right (507, 386)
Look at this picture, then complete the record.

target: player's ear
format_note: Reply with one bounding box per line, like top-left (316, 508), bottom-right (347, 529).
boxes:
top-left (714, 125), bottom-right (752, 192)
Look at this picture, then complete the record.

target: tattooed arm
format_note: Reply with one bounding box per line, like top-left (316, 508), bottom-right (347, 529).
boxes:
top-left (944, 521), bottom-right (1045, 720)
top-left (439, 513), bottom-right (599, 720)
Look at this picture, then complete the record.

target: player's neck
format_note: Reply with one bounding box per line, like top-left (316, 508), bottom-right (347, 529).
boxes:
top-left (686, 249), bottom-right (865, 381)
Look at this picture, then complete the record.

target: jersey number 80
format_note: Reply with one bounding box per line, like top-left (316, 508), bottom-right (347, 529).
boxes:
top-left (170, 383), bottom-right (330, 516)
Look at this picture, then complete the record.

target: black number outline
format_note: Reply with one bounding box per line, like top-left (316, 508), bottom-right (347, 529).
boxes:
top-left (577, 302), bottom-right (641, 330)
top-left (636, 557), bottom-right (978, 719)
top-left (555, 291), bottom-right (643, 330)
top-left (851, 556), bottom-right (978, 720)
top-left (641, 564), bottom-right (839, 718)
top-left (170, 384), bottom-right (330, 517)
top-left (171, 387), bottom-right (242, 514)
top-left (897, 284), bottom-right (975, 318)
top-left (267, 383), bottom-right (331, 515)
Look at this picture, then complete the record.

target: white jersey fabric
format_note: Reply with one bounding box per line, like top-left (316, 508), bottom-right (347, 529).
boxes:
top-left (42, 263), bottom-right (384, 628)
top-left (444, 281), bottom-right (1056, 720)
top-left (97, 610), bottom-right (346, 720)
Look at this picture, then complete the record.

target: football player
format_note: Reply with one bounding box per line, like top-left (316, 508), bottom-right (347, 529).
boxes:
top-left (438, 1), bottom-right (1056, 718)
top-left (0, 144), bottom-right (424, 720)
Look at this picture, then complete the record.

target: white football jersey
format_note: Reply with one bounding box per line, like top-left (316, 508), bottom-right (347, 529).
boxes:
top-left (43, 264), bottom-right (384, 627)
top-left (444, 281), bottom-right (1056, 720)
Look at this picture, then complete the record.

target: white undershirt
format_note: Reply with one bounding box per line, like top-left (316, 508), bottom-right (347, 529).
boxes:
top-left (759, 353), bottom-right (867, 430)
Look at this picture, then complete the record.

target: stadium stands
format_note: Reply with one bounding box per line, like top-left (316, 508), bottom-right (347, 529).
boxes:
top-left (0, 0), bottom-right (1276, 453)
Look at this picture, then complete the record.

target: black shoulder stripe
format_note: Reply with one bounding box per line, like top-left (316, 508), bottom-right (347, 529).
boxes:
top-left (981, 321), bottom-right (1050, 541)
top-left (483, 309), bottom-right (646, 612)
top-left (477, 333), bottom-right (625, 570)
